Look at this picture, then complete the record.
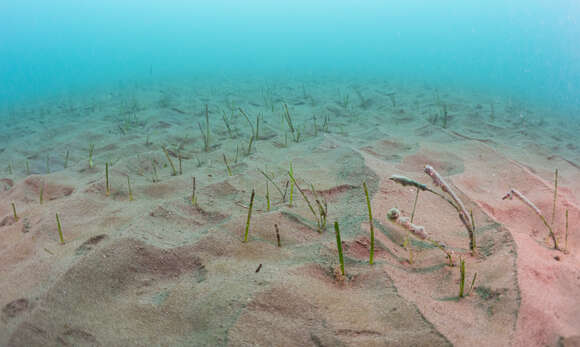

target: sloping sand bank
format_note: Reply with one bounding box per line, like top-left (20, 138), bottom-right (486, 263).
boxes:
top-left (0, 80), bottom-right (578, 346)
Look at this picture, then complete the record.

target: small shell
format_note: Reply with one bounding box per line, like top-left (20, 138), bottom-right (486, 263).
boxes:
top-left (399, 217), bottom-right (411, 228)
top-left (411, 225), bottom-right (428, 239)
top-left (387, 208), bottom-right (400, 220)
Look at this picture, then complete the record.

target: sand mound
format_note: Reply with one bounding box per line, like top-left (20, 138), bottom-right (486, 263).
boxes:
top-left (228, 267), bottom-right (451, 346)
top-left (7, 238), bottom-right (206, 346)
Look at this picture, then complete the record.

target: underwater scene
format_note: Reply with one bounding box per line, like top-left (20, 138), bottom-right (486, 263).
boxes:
top-left (1, 1), bottom-right (579, 346)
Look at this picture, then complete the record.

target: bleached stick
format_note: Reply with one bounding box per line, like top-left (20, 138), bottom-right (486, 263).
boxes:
top-left (424, 165), bottom-right (475, 252)
top-left (502, 188), bottom-right (558, 250)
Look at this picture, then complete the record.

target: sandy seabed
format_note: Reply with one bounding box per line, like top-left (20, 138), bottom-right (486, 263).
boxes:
top-left (0, 77), bottom-right (579, 346)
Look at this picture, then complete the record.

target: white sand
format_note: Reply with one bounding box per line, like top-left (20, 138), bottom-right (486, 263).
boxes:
top-left (0, 77), bottom-right (578, 346)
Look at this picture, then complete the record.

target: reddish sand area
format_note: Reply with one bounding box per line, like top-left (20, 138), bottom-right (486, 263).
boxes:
top-left (0, 82), bottom-right (579, 346)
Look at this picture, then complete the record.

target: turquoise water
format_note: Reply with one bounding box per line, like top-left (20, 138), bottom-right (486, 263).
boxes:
top-left (1, 1), bottom-right (579, 111)
top-left (1, 3), bottom-right (579, 345)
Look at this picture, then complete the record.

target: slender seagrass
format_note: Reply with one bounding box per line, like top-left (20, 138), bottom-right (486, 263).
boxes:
top-left (288, 173), bottom-right (323, 232)
top-left (258, 169), bottom-right (285, 202)
top-left (362, 181), bottom-right (374, 265)
top-left (334, 221), bottom-right (345, 276)
top-left (56, 213), bottom-right (64, 244)
top-left (275, 224), bottom-right (281, 247)
top-left (565, 209), bottom-right (569, 252)
top-left (105, 162), bottom-right (110, 196)
top-left (243, 189), bottom-right (255, 242)
top-left (11, 202), bottom-right (18, 222)
top-left (552, 168), bottom-right (558, 226)
top-left (162, 146), bottom-right (177, 176)
top-left (88, 144), bottom-right (95, 168)
top-left (223, 153), bottom-right (232, 176)
top-left (266, 182), bottom-right (270, 211)
top-left (459, 257), bottom-right (465, 298)
top-left (127, 176), bottom-right (133, 201)
top-left (191, 177), bottom-right (197, 206)
top-left (289, 162), bottom-right (294, 207)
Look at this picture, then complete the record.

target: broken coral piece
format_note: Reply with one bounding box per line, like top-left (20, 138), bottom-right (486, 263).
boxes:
top-left (424, 165), bottom-right (475, 251)
top-left (389, 175), bottom-right (429, 191)
top-left (387, 207), bottom-right (428, 240)
top-left (502, 188), bottom-right (558, 250)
